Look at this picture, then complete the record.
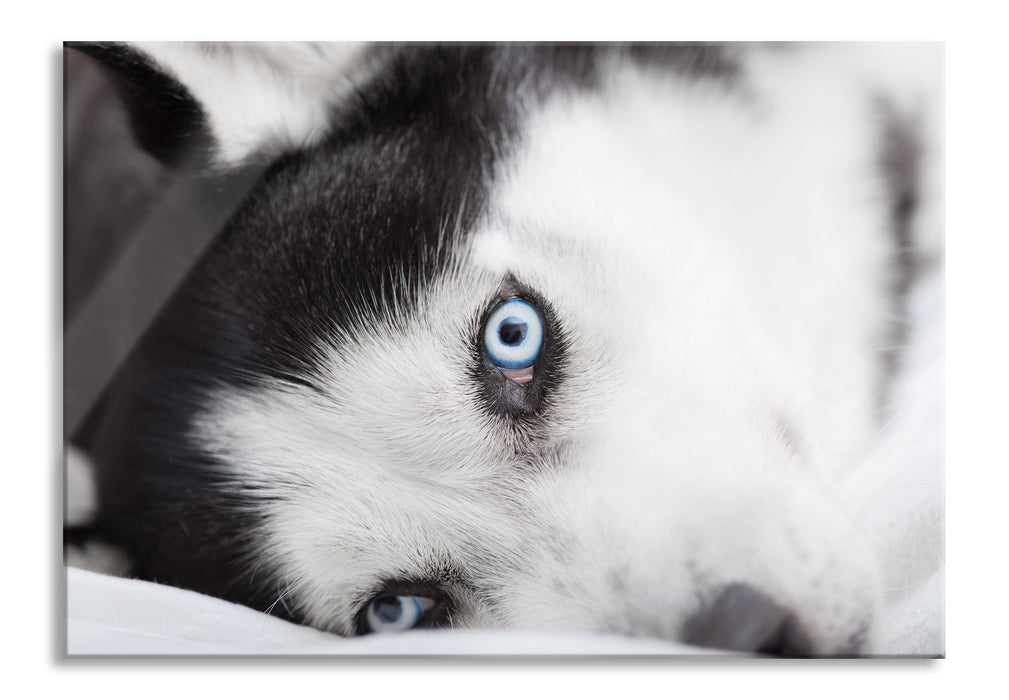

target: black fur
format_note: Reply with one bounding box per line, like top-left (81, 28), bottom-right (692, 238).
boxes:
top-left (66, 42), bottom-right (212, 169)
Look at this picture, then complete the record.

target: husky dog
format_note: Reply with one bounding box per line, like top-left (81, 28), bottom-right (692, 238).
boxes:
top-left (65, 42), bottom-right (941, 656)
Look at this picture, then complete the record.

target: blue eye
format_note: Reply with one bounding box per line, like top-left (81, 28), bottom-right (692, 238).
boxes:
top-left (483, 299), bottom-right (544, 371)
top-left (364, 594), bottom-right (435, 633)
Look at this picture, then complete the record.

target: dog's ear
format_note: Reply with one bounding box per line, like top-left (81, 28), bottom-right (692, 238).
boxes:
top-left (67, 42), bottom-right (366, 168)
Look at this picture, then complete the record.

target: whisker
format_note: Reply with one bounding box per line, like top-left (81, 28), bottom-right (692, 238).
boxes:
top-left (264, 575), bottom-right (305, 617)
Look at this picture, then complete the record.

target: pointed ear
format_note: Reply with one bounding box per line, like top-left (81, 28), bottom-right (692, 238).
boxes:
top-left (67, 41), bottom-right (367, 168)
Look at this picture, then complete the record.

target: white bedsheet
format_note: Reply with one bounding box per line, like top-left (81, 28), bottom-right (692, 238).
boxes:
top-left (66, 566), bottom-right (716, 656)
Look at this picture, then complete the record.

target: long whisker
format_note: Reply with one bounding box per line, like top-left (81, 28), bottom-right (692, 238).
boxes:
top-left (264, 575), bottom-right (306, 617)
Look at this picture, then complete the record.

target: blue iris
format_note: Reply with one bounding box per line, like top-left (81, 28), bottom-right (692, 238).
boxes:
top-left (364, 595), bottom-right (430, 633)
top-left (483, 299), bottom-right (544, 370)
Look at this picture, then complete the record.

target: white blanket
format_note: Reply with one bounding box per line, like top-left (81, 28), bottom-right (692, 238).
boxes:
top-left (66, 566), bottom-right (718, 656)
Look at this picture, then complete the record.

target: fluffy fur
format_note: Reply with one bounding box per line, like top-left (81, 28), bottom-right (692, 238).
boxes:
top-left (67, 42), bottom-right (942, 656)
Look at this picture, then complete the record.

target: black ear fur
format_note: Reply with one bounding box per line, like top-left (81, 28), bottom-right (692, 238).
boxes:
top-left (66, 42), bottom-right (212, 168)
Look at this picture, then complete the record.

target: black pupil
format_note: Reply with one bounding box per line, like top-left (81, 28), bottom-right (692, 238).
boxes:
top-left (499, 317), bottom-right (527, 346)
top-left (373, 596), bottom-right (403, 623)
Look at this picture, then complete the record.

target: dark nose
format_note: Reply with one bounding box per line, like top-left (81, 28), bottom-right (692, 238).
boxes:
top-left (682, 583), bottom-right (815, 657)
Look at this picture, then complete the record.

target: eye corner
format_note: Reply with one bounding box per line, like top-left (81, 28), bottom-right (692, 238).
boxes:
top-left (500, 365), bottom-right (535, 385)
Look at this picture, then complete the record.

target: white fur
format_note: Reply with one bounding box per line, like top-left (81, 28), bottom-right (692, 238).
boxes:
top-left (178, 44), bottom-right (941, 652)
top-left (134, 42), bottom-right (368, 166)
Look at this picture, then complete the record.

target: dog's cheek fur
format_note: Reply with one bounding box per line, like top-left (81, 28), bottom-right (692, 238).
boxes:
top-left (190, 266), bottom-right (537, 633)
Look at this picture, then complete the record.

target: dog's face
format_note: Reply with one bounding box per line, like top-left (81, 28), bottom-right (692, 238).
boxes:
top-left (75, 43), bottom-right (938, 655)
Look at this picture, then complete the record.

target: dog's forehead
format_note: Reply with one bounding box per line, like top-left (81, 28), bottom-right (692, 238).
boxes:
top-left (190, 44), bottom-right (744, 369)
top-left (192, 48), bottom-right (750, 508)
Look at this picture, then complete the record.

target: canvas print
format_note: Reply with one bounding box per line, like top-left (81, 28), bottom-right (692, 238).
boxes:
top-left (63, 42), bottom-right (943, 657)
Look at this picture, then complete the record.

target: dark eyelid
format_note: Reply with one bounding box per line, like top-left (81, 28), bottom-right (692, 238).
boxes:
top-left (355, 579), bottom-right (446, 608)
